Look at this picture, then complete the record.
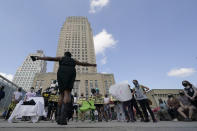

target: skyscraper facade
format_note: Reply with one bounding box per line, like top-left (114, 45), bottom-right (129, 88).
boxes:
top-left (53, 16), bottom-right (97, 73)
top-left (13, 50), bottom-right (47, 91)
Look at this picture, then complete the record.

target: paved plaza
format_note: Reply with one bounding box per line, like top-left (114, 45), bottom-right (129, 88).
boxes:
top-left (0, 119), bottom-right (197, 131)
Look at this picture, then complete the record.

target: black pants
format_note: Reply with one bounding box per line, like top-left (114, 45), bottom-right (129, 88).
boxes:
top-left (168, 108), bottom-right (178, 119)
top-left (122, 100), bottom-right (134, 121)
top-left (95, 104), bottom-right (103, 122)
top-left (131, 98), bottom-right (144, 120)
top-left (73, 105), bottom-right (78, 119)
top-left (190, 98), bottom-right (197, 108)
top-left (5, 108), bottom-right (12, 120)
top-left (47, 102), bottom-right (58, 119)
top-left (138, 99), bottom-right (156, 121)
top-left (90, 110), bottom-right (95, 121)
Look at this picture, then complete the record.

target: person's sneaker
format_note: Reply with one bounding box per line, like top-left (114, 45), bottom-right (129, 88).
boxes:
top-left (184, 118), bottom-right (192, 122)
top-left (172, 118), bottom-right (178, 122)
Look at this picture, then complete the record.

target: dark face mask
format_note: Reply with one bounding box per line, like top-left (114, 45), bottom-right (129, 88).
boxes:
top-left (133, 82), bottom-right (138, 87)
top-left (182, 83), bottom-right (188, 87)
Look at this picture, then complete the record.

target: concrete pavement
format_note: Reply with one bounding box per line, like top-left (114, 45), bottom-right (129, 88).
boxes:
top-left (0, 119), bottom-right (197, 131)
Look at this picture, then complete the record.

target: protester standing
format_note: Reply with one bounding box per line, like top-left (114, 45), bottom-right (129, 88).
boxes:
top-left (103, 94), bottom-right (110, 122)
top-left (31, 51), bottom-right (96, 125)
top-left (73, 93), bottom-right (79, 121)
top-left (114, 101), bottom-right (125, 122)
top-left (5, 87), bottom-right (23, 120)
top-left (130, 87), bottom-right (144, 122)
top-left (94, 89), bottom-right (104, 122)
top-left (122, 84), bottom-right (135, 122)
top-left (132, 80), bottom-right (157, 122)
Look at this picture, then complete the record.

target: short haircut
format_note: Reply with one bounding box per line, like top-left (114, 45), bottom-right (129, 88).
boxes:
top-left (64, 52), bottom-right (72, 57)
top-left (133, 80), bottom-right (138, 83)
top-left (18, 87), bottom-right (22, 91)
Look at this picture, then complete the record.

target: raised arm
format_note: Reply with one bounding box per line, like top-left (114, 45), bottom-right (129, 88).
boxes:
top-left (131, 88), bottom-right (136, 96)
top-left (141, 85), bottom-right (150, 92)
top-left (75, 60), bottom-right (97, 67)
top-left (31, 56), bottom-right (62, 62)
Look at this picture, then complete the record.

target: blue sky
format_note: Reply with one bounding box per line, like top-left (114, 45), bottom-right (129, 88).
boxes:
top-left (0, 0), bottom-right (197, 89)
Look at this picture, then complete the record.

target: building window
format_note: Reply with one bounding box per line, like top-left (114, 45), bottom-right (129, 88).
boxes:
top-left (35, 80), bottom-right (40, 89)
top-left (90, 80), bottom-right (93, 89)
top-left (105, 80), bottom-right (109, 95)
top-left (40, 80), bottom-right (44, 89)
top-left (109, 80), bottom-right (112, 87)
top-left (85, 80), bottom-right (88, 98)
top-left (95, 80), bottom-right (98, 89)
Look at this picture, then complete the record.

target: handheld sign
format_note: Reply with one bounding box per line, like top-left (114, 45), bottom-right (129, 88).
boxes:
top-left (109, 82), bottom-right (132, 102)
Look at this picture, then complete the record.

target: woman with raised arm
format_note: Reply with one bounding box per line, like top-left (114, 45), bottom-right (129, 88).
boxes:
top-left (31, 52), bottom-right (96, 125)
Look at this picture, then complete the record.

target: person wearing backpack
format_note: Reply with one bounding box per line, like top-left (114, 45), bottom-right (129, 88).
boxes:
top-left (132, 80), bottom-right (157, 122)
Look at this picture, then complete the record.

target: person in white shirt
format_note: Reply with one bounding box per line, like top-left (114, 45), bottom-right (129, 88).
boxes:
top-left (133, 80), bottom-right (157, 122)
top-left (73, 93), bottom-right (79, 121)
top-left (5, 87), bottom-right (23, 120)
top-left (103, 94), bottom-right (110, 122)
top-left (13, 87), bottom-right (23, 103)
top-left (24, 87), bottom-right (36, 102)
top-left (104, 95), bottom-right (110, 104)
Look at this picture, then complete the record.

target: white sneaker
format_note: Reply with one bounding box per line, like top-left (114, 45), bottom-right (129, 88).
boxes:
top-left (172, 118), bottom-right (178, 122)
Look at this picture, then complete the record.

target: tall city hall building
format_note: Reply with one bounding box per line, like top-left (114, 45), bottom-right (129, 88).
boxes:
top-left (32, 16), bottom-right (115, 98)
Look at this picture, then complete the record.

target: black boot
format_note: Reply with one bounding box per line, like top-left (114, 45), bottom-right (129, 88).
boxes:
top-left (65, 102), bottom-right (73, 121)
top-left (56, 105), bottom-right (61, 123)
top-left (58, 104), bottom-right (67, 125)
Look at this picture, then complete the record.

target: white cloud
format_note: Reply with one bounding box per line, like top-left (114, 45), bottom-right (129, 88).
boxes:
top-left (89, 0), bottom-right (110, 14)
top-left (94, 29), bottom-right (117, 65)
top-left (167, 68), bottom-right (196, 77)
top-left (101, 56), bottom-right (107, 65)
top-left (94, 29), bottom-right (117, 55)
top-left (0, 72), bottom-right (14, 81)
